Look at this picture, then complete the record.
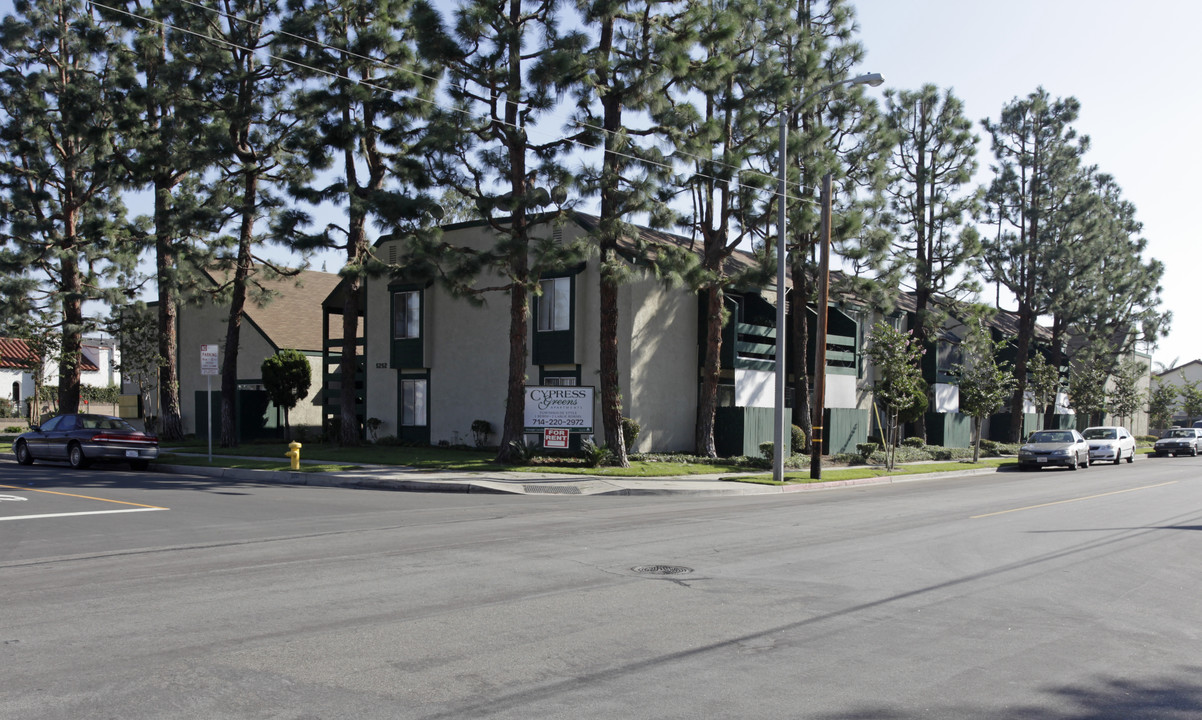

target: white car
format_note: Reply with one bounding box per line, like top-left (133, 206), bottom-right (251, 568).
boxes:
top-left (1082, 426), bottom-right (1136, 465)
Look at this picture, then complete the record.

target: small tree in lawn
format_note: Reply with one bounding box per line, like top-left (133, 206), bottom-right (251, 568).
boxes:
top-left (1147, 380), bottom-right (1177, 431)
top-left (261, 349), bottom-right (311, 442)
top-left (1180, 379), bottom-right (1202, 423)
top-left (865, 322), bottom-right (926, 470)
top-left (1107, 358), bottom-right (1145, 428)
top-left (953, 321), bottom-right (1015, 463)
top-left (1067, 353), bottom-right (1110, 427)
top-left (1027, 351), bottom-right (1061, 430)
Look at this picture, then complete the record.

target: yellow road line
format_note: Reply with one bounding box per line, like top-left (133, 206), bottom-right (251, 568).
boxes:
top-left (0, 484), bottom-right (168, 510)
top-left (972, 481), bottom-right (1178, 519)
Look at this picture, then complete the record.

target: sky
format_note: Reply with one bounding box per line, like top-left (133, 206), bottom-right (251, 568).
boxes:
top-left (1, 0), bottom-right (1196, 370)
top-left (853, 0), bottom-right (1202, 370)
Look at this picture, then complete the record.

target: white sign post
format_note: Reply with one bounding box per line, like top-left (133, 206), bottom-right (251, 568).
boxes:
top-left (200, 345), bottom-right (219, 462)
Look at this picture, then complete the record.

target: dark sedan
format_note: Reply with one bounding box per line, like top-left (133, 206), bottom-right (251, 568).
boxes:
top-left (12, 413), bottom-right (159, 470)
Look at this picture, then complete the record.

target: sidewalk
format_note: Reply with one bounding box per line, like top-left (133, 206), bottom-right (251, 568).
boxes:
top-left (151, 454), bottom-right (1008, 496)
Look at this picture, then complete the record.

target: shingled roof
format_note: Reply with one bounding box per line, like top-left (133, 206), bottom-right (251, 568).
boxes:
top-left (0, 337), bottom-right (99, 371)
top-left (202, 268), bottom-right (345, 352)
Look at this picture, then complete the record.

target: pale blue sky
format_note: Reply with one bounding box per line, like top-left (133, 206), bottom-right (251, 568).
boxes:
top-left (856, 0), bottom-right (1202, 368)
top-left (1, 0), bottom-right (1196, 368)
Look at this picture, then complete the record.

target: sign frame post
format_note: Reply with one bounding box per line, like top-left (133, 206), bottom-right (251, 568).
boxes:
top-left (200, 344), bottom-right (219, 462)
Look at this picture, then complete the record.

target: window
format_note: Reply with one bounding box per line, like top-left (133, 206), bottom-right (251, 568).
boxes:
top-left (393, 291), bottom-right (421, 339)
top-left (543, 376), bottom-right (577, 387)
top-left (11, 381), bottom-right (18, 406)
top-left (537, 277), bottom-right (571, 332)
top-left (401, 378), bottom-right (427, 427)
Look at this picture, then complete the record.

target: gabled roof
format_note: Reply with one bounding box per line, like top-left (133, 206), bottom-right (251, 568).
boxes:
top-left (0, 337), bottom-right (99, 371)
top-left (201, 268), bottom-right (344, 353)
top-left (1156, 359), bottom-right (1202, 378)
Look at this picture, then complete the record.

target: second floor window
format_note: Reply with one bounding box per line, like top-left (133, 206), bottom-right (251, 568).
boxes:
top-left (393, 291), bottom-right (420, 339)
top-left (537, 277), bottom-right (571, 332)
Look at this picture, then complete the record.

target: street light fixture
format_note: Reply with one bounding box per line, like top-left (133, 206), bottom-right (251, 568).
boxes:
top-left (773, 72), bottom-right (884, 484)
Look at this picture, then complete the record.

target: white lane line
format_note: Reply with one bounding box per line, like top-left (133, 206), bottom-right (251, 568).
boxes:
top-left (0, 508), bottom-right (167, 522)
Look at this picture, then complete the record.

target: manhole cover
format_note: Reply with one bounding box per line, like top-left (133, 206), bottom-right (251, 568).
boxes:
top-left (632, 565), bottom-right (693, 576)
top-left (524, 485), bottom-right (582, 495)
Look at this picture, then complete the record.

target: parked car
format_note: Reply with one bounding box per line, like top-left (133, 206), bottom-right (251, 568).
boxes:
top-left (1082, 426), bottom-right (1136, 465)
top-left (1152, 427), bottom-right (1202, 457)
top-left (12, 413), bottom-right (158, 470)
top-left (1017, 429), bottom-right (1091, 471)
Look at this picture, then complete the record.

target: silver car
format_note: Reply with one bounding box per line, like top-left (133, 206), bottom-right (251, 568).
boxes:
top-left (1018, 429), bottom-right (1091, 471)
top-left (1082, 426), bottom-right (1136, 465)
top-left (1152, 428), bottom-right (1202, 457)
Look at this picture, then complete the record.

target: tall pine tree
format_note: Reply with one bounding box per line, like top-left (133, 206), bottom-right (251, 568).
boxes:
top-left (0, 0), bottom-right (139, 414)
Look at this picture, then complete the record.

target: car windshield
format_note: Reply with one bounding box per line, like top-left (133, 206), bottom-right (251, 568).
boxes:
top-left (1030, 431), bottom-right (1073, 444)
top-left (1165, 429), bottom-right (1193, 438)
top-left (1083, 429), bottom-right (1116, 440)
top-left (79, 415), bottom-right (137, 432)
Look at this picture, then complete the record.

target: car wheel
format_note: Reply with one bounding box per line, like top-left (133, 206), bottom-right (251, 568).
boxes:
top-left (1069, 455), bottom-right (1079, 471)
top-left (1192, 446), bottom-right (1199, 457)
top-left (1114, 451), bottom-right (1122, 465)
top-left (68, 442), bottom-right (91, 469)
top-left (1126, 451), bottom-right (1134, 463)
top-left (14, 440), bottom-right (34, 466)
top-left (130, 460), bottom-right (149, 471)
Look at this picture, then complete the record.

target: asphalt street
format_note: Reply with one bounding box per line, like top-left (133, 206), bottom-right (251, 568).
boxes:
top-left (2, 455), bottom-right (1201, 719)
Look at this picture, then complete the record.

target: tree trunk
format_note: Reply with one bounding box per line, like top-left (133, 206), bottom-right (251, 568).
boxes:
top-left (220, 171), bottom-right (257, 447)
top-left (790, 265), bottom-right (812, 451)
top-left (695, 286), bottom-right (722, 458)
top-left (155, 179), bottom-right (185, 441)
top-left (58, 248), bottom-right (83, 415)
top-left (1006, 304), bottom-right (1035, 443)
top-left (495, 281), bottom-right (530, 463)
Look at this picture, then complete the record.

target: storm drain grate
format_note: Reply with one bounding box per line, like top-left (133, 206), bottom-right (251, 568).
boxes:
top-left (632, 565), bottom-right (693, 576)
top-left (524, 484), bottom-right (582, 495)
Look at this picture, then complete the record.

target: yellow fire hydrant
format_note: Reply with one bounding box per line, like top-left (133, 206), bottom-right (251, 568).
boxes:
top-left (286, 441), bottom-right (302, 470)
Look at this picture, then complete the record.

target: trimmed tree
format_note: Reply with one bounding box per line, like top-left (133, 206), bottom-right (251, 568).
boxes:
top-left (261, 349), bottom-right (311, 441)
top-left (865, 322), bottom-right (925, 470)
top-left (953, 319), bottom-right (1015, 463)
top-left (1147, 380), bottom-right (1177, 431)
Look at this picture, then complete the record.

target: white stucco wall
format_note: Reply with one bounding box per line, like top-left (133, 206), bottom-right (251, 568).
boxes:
top-left (178, 300), bottom-right (324, 436)
top-left (365, 220), bottom-right (701, 453)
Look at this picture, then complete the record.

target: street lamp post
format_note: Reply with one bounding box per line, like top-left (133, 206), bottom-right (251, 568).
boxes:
top-left (773, 72), bottom-right (884, 484)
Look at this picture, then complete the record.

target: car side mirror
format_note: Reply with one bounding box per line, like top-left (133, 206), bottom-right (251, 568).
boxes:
top-left (29, 425), bottom-right (40, 432)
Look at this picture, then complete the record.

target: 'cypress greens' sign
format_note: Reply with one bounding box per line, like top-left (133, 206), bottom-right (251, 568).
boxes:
top-left (523, 386), bottom-right (595, 433)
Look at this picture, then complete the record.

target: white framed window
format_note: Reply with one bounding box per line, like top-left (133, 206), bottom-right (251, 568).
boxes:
top-left (543, 376), bottom-right (577, 386)
top-left (393, 291), bottom-right (420, 339)
top-left (537, 277), bottom-right (571, 332)
top-left (401, 378), bottom-right (427, 427)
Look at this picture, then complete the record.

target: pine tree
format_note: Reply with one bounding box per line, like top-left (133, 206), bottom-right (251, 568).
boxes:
top-left (880, 84), bottom-right (980, 440)
top-left (1146, 380), bottom-right (1176, 431)
top-left (980, 88), bottom-right (1088, 442)
top-left (570, 0), bottom-right (686, 466)
top-left (0, 0), bottom-right (139, 415)
top-left (761, 0), bottom-right (890, 449)
top-left (187, 0), bottom-right (314, 447)
top-left (663, 0), bottom-right (777, 457)
top-left (104, 0), bottom-right (230, 441)
top-left (427, 0), bottom-right (588, 463)
top-left (275, 0), bottom-right (443, 445)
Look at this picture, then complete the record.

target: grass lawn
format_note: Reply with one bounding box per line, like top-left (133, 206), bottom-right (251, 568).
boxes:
top-left (156, 453), bottom-right (361, 473)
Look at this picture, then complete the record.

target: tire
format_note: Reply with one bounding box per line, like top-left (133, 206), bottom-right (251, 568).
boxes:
top-left (1069, 455), bottom-right (1078, 471)
top-left (1126, 451), bottom-right (1134, 464)
top-left (1114, 451), bottom-right (1122, 465)
top-left (68, 442), bottom-right (91, 469)
top-left (1192, 446), bottom-right (1198, 457)
top-left (14, 440), bottom-right (34, 466)
top-left (130, 459), bottom-right (149, 471)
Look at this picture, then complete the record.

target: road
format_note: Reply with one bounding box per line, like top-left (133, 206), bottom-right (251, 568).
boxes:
top-left (2, 457), bottom-right (1201, 719)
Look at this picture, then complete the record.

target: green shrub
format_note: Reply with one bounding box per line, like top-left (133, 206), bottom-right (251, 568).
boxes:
top-left (856, 442), bottom-right (881, 458)
top-left (1136, 435), bottom-right (1158, 445)
top-left (978, 438), bottom-right (999, 454)
top-left (791, 425), bottom-right (806, 453)
top-left (902, 436), bottom-right (926, 448)
top-left (832, 452), bottom-right (864, 465)
top-left (5, 425), bottom-right (23, 433)
top-left (621, 417), bottom-right (641, 451)
top-left (760, 441), bottom-right (776, 463)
